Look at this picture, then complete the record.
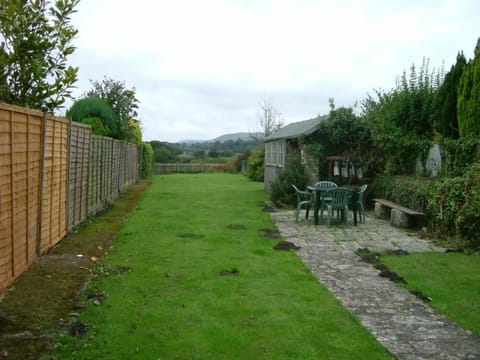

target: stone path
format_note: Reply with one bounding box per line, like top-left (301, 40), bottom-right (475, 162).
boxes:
top-left (271, 210), bottom-right (480, 360)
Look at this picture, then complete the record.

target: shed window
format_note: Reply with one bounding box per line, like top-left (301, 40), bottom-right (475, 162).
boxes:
top-left (265, 140), bottom-right (285, 167)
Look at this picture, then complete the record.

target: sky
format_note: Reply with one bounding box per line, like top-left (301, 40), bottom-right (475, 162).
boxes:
top-left (67, 0), bottom-right (479, 143)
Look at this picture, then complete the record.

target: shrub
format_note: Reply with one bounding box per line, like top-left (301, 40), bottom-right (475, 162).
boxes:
top-left (440, 137), bottom-right (479, 177)
top-left (139, 142), bottom-right (154, 178)
top-left (270, 155), bottom-right (309, 207)
top-left (81, 117), bottom-right (111, 136)
top-left (371, 176), bottom-right (433, 213)
top-left (427, 177), bottom-right (466, 240)
top-left (246, 147), bottom-right (264, 181)
top-left (372, 166), bottom-right (480, 248)
top-left (67, 97), bottom-right (120, 138)
top-left (428, 162), bottom-right (480, 247)
top-left (225, 153), bottom-right (245, 173)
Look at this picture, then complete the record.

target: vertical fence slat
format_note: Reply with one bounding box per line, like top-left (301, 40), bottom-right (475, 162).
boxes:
top-left (9, 109), bottom-right (15, 277)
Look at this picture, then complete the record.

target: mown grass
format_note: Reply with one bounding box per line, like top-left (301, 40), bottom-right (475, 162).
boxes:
top-left (48, 173), bottom-right (391, 359)
top-left (381, 252), bottom-right (480, 336)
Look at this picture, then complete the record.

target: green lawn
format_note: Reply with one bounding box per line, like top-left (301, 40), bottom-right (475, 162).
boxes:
top-left (49, 173), bottom-right (391, 359)
top-left (381, 252), bottom-right (480, 336)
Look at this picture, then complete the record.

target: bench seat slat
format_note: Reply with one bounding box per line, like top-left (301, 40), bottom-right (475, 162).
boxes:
top-left (373, 198), bottom-right (424, 216)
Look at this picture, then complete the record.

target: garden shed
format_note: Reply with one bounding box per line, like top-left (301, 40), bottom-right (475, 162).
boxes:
top-left (264, 116), bottom-right (326, 192)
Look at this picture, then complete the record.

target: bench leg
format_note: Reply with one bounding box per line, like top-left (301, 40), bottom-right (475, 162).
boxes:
top-left (374, 202), bottom-right (389, 219)
top-left (390, 208), bottom-right (411, 228)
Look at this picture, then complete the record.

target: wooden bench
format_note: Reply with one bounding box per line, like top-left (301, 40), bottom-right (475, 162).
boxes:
top-left (373, 198), bottom-right (426, 228)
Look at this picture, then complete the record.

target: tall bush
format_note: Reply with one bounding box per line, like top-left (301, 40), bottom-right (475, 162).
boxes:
top-left (0, 0), bottom-right (79, 112)
top-left (246, 147), bottom-right (265, 181)
top-left (440, 137), bottom-right (479, 177)
top-left (458, 38), bottom-right (480, 138)
top-left (139, 142), bottom-right (154, 178)
top-left (434, 52), bottom-right (467, 139)
top-left (67, 97), bottom-right (120, 137)
top-left (428, 162), bottom-right (480, 248)
top-left (361, 59), bottom-right (441, 175)
top-left (270, 155), bottom-right (309, 207)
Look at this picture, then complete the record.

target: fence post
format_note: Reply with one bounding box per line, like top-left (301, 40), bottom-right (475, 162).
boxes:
top-left (36, 113), bottom-right (47, 256)
top-left (8, 109), bottom-right (14, 276)
top-left (66, 118), bottom-right (72, 231)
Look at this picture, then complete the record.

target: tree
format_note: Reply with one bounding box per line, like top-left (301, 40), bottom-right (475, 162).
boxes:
top-left (458, 38), bottom-right (480, 138)
top-left (359, 59), bottom-right (441, 175)
top-left (84, 77), bottom-right (139, 141)
top-left (434, 52), bottom-right (467, 139)
top-left (128, 119), bottom-right (142, 144)
top-left (67, 97), bottom-right (120, 137)
top-left (258, 97), bottom-right (284, 137)
top-left (0, 0), bottom-right (79, 112)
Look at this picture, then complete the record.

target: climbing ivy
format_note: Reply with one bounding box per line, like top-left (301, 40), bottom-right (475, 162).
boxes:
top-left (440, 136), bottom-right (479, 177)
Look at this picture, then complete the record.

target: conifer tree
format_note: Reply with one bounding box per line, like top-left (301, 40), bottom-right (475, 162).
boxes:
top-left (434, 52), bottom-right (467, 139)
top-left (458, 38), bottom-right (480, 137)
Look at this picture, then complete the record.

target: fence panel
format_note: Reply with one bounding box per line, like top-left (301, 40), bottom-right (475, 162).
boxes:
top-left (39, 115), bottom-right (69, 253)
top-left (68, 122), bottom-right (91, 230)
top-left (155, 163), bottom-right (221, 174)
top-left (0, 103), bottom-right (139, 290)
top-left (87, 135), bottom-right (99, 215)
top-left (0, 104), bottom-right (43, 289)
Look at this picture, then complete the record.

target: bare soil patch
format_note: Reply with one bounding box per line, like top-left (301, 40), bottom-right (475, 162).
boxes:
top-left (356, 247), bottom-right (432, 302)
top-left (259, 228), bottom-right (281, 238)
top-left (273, 241), bottom-right (301, 251)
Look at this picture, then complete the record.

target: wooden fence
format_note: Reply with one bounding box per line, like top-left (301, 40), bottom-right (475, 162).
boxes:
top-left (155, 163), bottom-right (226, 174)
top-left (0, 103), bottom-right (138, 291)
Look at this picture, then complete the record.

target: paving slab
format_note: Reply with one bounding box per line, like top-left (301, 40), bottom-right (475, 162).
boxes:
top-left (271, 210), bottom-right (480, 360)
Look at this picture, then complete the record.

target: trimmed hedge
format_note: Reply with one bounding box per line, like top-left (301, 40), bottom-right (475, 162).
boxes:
top-left (371, 165), bottom-right (480, 249)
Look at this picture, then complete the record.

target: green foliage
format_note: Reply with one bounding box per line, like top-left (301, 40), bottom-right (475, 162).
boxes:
top-left (128, 119), bottom-right (142, 144)
top-left (225, 153), bottom-right (246, 173)
top-left (0, 0), bottom-right (79, 112)
top-left (80, 117), bottom-right (111, 136)
top-left (361, 59), bottom-right (441, 174)
top-left (371, 176), bottom-right (432, 214)
top-left (428, 162), bottom-right (480, 247)
top-left (139, 142), bottom-right (154, 178)
top-left (270, 155), bottom-right (309, 206)
top-left (458, 38), bottom-right (480, 138)
top-left (67, 97), bottom-right (120, 137)
top-left (434, 52), bottom-right (467, 139)
top-left (193, 150), bottom-right (206, 159)
top-left (84, 77), bottom-right (140, 142)
top-left (246, 147), bottom-right (265, 181)
top-left (150, 141), bottom-right (182, 163)
top-left (440, 136), bottom-right (479, 176)
top-left (373, 166), bottom-right (480, 248)
top-left (176, 138), bottom-right (259, 155)
top-left (303, 107), bottom-right (374, 177)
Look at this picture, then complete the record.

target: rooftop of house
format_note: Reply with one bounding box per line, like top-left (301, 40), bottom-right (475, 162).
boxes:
top-left (265, 115), bottom-right (328, 142)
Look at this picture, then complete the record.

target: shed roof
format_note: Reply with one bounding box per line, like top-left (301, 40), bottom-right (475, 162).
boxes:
top-left (265, 115), bottom-right (327, 142)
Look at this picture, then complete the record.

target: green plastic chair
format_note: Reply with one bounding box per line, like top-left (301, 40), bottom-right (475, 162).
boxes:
top-left (320, 188), bottom-right (352, 227)
top-left (314, 180), bottom-right (337, 189)
top-left (292, 184), bottom-right (314, 222)
top-left (357, 184), bottom-right (368, 224)
top-left (313, 181), bottom-right (337, 218)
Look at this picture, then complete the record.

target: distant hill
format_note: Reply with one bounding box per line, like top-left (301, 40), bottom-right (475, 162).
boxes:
top-left (178, 132), bottom-right (263, 144)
